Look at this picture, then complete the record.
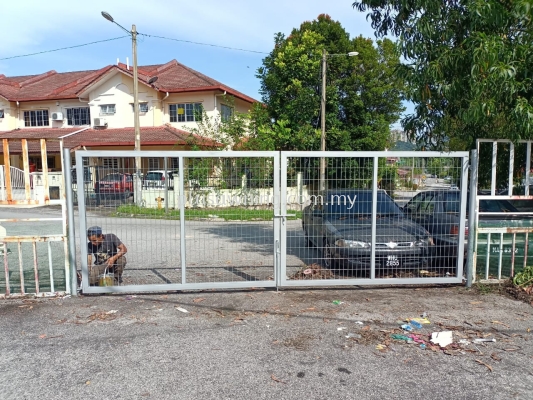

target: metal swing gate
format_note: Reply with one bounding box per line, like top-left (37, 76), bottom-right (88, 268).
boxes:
top-left (469, 140), bottom-right (533, 283)
top-left (73, 150), bottom-right (468, 294)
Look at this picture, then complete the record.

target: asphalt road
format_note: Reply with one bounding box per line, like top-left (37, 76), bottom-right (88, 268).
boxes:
top-left (0, 286), bottom-right (531, 399)
top-left (0, 205), bottom-right (338, 291)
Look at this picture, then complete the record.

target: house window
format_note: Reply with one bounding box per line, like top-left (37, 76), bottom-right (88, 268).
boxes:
top-left (66, 107), bottom-right (91, 125)
top-left (28, 156), bottom-right (55, 170)
top-left (103, 158), bottom-right (119, 169)
top-left (131, 102), bottom-right (149, 113)
top-left (170, 158), bottom-right (179, 170)
top-left (0, 109), bottom-right (4, 118)
top-left (221, 104), bottom-right (233, 122)
top-left (24, 110), bottom-right (49, 127)
top-left (148, 158), bottom-right (160, 170)
top-left (99, 104), bottom-right (116, 115)
top-left (70, 156), bottom-right (89, 167)
top-left (169, 103), bottom-right (203, 122)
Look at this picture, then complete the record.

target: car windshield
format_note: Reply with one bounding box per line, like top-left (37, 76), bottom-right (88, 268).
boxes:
top-left (102, 174), bottom-right (122, 182)
top-left (145, 173), bottom-right (163, 180)
top-left (325, 191), bottom-right (402, 217)
top-left (443, 192), bottom-right (518, 213)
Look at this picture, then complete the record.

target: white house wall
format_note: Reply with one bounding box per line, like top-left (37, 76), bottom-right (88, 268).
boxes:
top-left (2, 73), bottom-right (254, 133)
top-left (0, 99), bottom-right (16, 131)
top-left (88, 73), bottom-right (159, 129)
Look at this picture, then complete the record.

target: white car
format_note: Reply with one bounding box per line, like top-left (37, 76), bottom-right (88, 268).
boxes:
top-left (143, 170), bottom-right (178, 189)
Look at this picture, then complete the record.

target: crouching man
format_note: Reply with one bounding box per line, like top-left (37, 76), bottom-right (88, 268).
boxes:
top-left (87, 226), bottom-right (127, 285)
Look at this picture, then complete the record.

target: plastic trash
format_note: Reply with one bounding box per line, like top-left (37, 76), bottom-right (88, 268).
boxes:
top-left (473, 338), bottom-right (496, 343)
top-left (409, 317), bottom-right (431, 324)
top-left (410, 320), bottom-right (423, 329)
top-left (355, 321), bottom-right (364, 325)
top-left (345, 333), bottom-right (362, 339)
top-left (337, 327), bottom-right (347, 331)
top-left (420, 344), bottom-right (426, 350)
top-left (176, 307), bottom-right (189, 313)
top-left (401, 324), bottom-right (413, 332)
top-left (391, 334), bottom-right (410, 341)
top-left (430, 331), bottom-right (453, 347)
top-left (332, 300), bottom-right (343, 305)
top-left (303, 268), bottom-right (313, 275)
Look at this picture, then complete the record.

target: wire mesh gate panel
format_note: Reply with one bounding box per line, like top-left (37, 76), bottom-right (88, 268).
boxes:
top-left (279, 151), bottom-right (469, 287)
top-left (472, 140), bottom-right (533, 282)
top-left (75, 150), bottom-right (279, 293)
top-left (0, 216), bottom-right (69, 296)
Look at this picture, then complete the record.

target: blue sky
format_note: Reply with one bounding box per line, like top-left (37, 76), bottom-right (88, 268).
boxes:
top-left (1, 0), bottom-right (412, 123)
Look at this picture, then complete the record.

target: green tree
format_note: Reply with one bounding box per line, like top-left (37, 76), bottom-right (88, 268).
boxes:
top-left (257, 14), bottom-right (405, 151)
top-left (352, 0), bottom-right (533, 151)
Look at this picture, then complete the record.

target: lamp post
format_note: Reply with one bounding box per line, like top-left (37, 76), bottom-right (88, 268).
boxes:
top-left (101, 11), bottom-right (142, 206)
top-left (320, 49), bottom-right (359, 192)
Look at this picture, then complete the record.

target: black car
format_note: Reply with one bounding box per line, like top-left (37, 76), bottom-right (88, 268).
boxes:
top-left (402, 189), bottom-right (525, 268)
top-left (302, 189), bottom-right (434, 272)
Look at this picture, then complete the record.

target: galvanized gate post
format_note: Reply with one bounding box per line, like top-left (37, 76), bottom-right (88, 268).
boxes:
top-left (466, 149), bottom-right (478, 287)
top-left (63, 147), bottom-right (78, 295)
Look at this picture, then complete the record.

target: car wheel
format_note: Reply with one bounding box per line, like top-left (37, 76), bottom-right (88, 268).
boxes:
top-left (323, 240), bottom-right (333, 269)
top-left (302, 223), bottom-right (313, 247)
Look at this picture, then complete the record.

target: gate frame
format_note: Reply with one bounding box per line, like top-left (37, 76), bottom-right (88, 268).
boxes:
top-left (279, 151), bottom-right (469, 287)
top-left (75, 150), bottom-right (281, 294)
top-left (470, 139), bottom-right (533, 283)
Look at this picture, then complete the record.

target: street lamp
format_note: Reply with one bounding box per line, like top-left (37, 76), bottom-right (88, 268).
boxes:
top-left (101, 11), bottom-right (142, 206)
top-left (320, 49), bottom-right (359, 192)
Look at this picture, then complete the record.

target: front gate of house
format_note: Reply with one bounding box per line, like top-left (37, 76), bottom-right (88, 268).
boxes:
top-left (73, 150), bottom-right (469, 294)
top-left (469, 140), bottom-right (533, 283)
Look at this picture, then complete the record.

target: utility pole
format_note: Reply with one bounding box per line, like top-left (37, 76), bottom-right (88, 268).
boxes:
top-left (320, 48), bottom-right (327, 193)
top-left (132, 24), bottom-right (142, 206)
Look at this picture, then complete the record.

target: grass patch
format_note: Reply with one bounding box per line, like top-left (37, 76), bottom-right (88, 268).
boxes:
top-left (114, 205), bottom-right (302, 221)
top-left (474, 282), bottom-right (499, 295)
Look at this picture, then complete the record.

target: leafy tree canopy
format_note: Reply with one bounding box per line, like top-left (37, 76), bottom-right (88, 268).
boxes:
top-left (353, 0), bottom-right (533, 150)
top-left (256, 14), bottom-right (405, 151)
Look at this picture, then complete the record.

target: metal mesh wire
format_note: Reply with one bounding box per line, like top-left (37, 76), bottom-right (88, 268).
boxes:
top-left (475, 141), bottom-right (533, 280)
top-left (75, 151), bottom-right (468, 291)
top-left (283, 155), bottom-right (466, 282)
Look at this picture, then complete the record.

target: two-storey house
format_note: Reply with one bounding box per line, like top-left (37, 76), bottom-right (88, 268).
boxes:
top-left (0, 59), bottom-right (256, 170)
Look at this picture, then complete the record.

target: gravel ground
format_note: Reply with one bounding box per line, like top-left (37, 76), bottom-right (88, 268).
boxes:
top-left (0, 285), bottom-right (532, 400)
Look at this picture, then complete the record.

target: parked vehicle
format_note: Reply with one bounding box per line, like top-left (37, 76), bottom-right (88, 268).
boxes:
top-left (402, 190), bottom-right (533, 275)
top-left (95, 172), bottom-right (133, 200)
top-left (302, 189), bottom-right (433, 273)
top-left (143, 170), bottom-right (178, 189)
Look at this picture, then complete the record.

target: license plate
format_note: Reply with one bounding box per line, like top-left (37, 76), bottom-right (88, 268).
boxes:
top-left (386, 255), bottom-right (400, 267)
top-left (490, 246), bottom-right (519, 254)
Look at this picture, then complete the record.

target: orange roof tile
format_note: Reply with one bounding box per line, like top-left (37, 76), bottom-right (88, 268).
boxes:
top-left (0, 60), bottom-right (258, 104)
top-left (0, 125), bottom-right (222, 154)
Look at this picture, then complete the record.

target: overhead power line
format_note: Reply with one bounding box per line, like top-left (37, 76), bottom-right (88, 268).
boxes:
top-left (0, 33), bottom-right (269, 62)
top-left (138, 33), bottom-right (269, 55)
top-left (0, 36), bottom-right (129, 61)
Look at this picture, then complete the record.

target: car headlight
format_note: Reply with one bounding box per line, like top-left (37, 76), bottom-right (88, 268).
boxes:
top-left (415, 237), bottom-right (434, 247)
top-left (335, 239), bottom-right (370, 248)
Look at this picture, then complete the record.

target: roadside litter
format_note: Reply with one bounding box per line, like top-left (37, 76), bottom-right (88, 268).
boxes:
top-left (431, 331), bottom-right (454, 348)
top-left (473, 338), bottom-right (496, 343)
top-left (409, 320), bottom-right (423, 329)
top-left (345, 333), bottom-right (362, 339)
